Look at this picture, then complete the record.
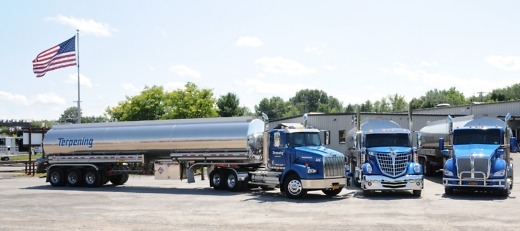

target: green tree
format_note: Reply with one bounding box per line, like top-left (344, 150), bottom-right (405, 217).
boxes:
top-left (217, 92), bottom-right (245, 117)
top-left (106, 86), bottom-right (166, 121)
top-left (388, 94), bottom-right (408, 111)
top-left (59, 106), bottom-right (81, 123)
top-left (254, 97), bottom-right (288, 120)
top-left (106, 82), bottom-right (218, 121)
top-left (289, 89), bottom-right (343, 114)
top-left (162, 82), bottom-right (218, 119)
top-left (360, 100), bottom-right (373, 112)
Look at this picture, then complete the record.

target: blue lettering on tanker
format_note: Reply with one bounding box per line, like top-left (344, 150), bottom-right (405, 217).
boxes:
top-left (58, 137), bottom-right (94, 148)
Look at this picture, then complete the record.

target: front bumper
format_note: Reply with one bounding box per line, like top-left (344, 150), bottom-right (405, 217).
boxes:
top-left (362, 174), bottom-right (423, 190)
top-left (443, 177), bottom-right (508, 189)
top-left (302, 177), bottom-right (348, 190)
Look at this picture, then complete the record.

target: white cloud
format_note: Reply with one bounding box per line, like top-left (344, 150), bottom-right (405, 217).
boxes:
top-left (66, 74), bottom-right (93, 88)
top-left (147, 65), bottom-right (155, 71)
top-left (235, 36), bottom-right (263, 48)
top-left (322, 65), bottom-right (335, 71)
top-left (34, 92), bottom-right (66, 105)
top-left (486, 55), bottom-right (520, 71)
top-left (163, 82), bottom-right (184, 91)
top-left (0, 91), bottom-right (65, 106)
top-left (234, 78), bottom-right (307, 97)
top-left (420, 61), bottom-right (438, 67)
top-left (255, 56), bottom-right (316, 76)
top-left (46, 15), bottom-right (117, 37)
top-left (121, 83), bottom-right (140, 93)
top-left (170, 65), bottom-right (201, 79)
top-left (304, 47), bottom-right (323, 55)
top-left (393, 64), bottom-right (510, 99)
top-left (0, 91), bottom-right (31, 106)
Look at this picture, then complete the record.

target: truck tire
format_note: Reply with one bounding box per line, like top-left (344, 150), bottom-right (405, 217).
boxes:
top-left (322, 188), bottom-right (342, 197)
top-left (413, 190), bottom-right (422, 197)
top-left (49, 168), bottom-right (66, 187)
top-left (444, 187), bottom-right (454, 195)
top-left (84, 168), bottom-right (101, 187)
top-left (109, 174), bottom-right (127, 185)
top-left (362, 189), bottom-right (373, 197)
top-left (66, 169), bottom-right (84, 187)
top-left (210, 170), bottom-right (225, 190)
top-left (120, 173), bottom-right (129, 185)
top-left (354, 176), bottom-right (361, 188)
top-left (283, 174), bottom-right (307, 199)
top-left (225, 171), bottom-right (244, 192)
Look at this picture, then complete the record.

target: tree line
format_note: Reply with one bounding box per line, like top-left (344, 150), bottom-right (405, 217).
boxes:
top-left (43, 82), bottom-right (520, 126)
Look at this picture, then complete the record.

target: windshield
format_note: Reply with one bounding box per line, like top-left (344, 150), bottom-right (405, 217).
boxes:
top-left (365, 134), bottom-right (410, 148)
top-left (287, 132), bottom-right (321, 147)
top-left (453, 129), bottom-right (501, 145)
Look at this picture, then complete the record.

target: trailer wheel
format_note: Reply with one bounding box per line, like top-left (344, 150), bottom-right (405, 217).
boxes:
top-left (322, 188), bottom-right (342, 197)
top-left (84, 168), bottom-right (101, 187)
top-left (353, 176), bottom-right (361, 188)
top-left (284, 174), bottom-right (307, 199)
top-left (49, 168), bottom-right (66, 187)
top-left (109, 174), bottom-right (125, 185)
top-left (66, 168), bottom-right (84, 187)
top-left (210, 170), bottom-right (225, 190)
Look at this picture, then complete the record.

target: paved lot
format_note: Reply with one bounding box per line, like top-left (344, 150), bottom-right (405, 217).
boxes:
top-left (0, 154), bottom-right (518, 231)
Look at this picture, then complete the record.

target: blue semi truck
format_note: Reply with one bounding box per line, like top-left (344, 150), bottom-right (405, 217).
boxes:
top-left (347, 112), bottom-right (423, 197)
top-left (41, 114), bottom-right (347, 199)
top-left (420, 114), bottom-right (516, 196)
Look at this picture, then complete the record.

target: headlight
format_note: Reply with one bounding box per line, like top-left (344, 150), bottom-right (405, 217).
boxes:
top-left (307, 168), bottom-right (317, 174)
top-left (366, 164), bottom-right (373, 174)
top-left (493, 170), bottom-right (505, 177)
top-left (444, 169), bottom-right (454, 177)
top-left (413, 163), bottom-right (421, 174)
top-left (368, 151), bottom-right (376, 156)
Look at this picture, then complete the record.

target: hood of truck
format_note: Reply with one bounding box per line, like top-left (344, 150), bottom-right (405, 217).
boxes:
top-left (367, 147), bottom-right (411, 154)
top-left (453, 144), bottom-right (499, 158)
top-left (294, 146), bottom-right (343, 157)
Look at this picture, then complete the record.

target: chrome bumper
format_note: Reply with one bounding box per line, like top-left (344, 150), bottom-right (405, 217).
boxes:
top-left (301, 177), bottom-right (347, 190)
top-left (363, 174), bottom-right (423, 190)
top-left (443, 177), bottom-right (508, 189)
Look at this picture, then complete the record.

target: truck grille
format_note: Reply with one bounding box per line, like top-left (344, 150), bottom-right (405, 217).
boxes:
top-left (324, 156), bottom-right (345, 178)
top-left (375, 152), bottom-right (409, 177)
top-left (456, 157), bottom-right (490, 179)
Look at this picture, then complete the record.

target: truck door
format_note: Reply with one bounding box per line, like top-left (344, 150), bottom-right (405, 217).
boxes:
top-left (269, 131), bottom-right (286, 168)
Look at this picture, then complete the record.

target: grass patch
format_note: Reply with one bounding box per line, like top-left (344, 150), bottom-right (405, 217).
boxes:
top-left (6, 154), bottom-right (42, 161)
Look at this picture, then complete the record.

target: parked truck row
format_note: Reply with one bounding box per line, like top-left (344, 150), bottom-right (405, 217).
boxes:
top-left (36, 111), bottom-right (517, 199)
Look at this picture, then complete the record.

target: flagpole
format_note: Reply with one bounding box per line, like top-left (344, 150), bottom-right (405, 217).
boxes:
top-left (76, 29), bottom-right (81, 124)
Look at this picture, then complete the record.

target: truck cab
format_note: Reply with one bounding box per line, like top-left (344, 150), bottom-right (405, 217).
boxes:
top-left (260, 123), bottom-right (347, 198)
top-left (349, 119), bottom-right (423, 197)
top-left (442, 115), bottom-right (517, 196)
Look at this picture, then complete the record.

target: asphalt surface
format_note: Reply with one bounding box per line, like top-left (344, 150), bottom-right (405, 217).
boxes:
top-left (0, 154), bottom-right (518, 231)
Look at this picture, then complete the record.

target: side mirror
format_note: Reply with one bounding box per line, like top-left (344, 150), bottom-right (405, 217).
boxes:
top-left (511, 137), bottom-right (517, 152)
top-left (322, 131), bottom-right (330, 145)
top-left (439, 138), bottom-right (445, 150)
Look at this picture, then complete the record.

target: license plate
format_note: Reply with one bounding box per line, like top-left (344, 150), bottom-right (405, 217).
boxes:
top-left (332, 184), bottom-right (340, 190)
top-left (468, 182), bottom-right (477, 186)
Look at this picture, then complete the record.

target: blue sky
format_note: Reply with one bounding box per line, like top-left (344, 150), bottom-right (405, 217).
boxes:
top-left (2, 1), bottom-right (520, 121)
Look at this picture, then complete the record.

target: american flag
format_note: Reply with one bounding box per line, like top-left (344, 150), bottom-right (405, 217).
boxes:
top-left (33, 36), bottom-right (77, 78)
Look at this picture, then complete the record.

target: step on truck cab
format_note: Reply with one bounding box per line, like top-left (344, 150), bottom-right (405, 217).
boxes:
top-left (439, 114), bottom-right (517, 196)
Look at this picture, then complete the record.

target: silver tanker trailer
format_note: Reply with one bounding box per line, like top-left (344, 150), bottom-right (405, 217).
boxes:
top-left (418, 115), bottom-right (475, 176)
top-left (41, 114), bottom-right (347, 199)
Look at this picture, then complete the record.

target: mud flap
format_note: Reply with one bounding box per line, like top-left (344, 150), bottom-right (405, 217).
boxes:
top-left (186, 167), bottom-right (195, 183)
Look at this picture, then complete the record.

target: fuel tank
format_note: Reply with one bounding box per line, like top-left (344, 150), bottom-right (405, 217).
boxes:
top-left (43, 117), bottom-right (265, 157)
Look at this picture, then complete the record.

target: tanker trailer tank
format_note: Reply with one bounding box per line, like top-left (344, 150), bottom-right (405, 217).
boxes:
top-left (42, 117), bottom-right (265, 188)
top-left (417, 115), bottom-right (474, 176)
